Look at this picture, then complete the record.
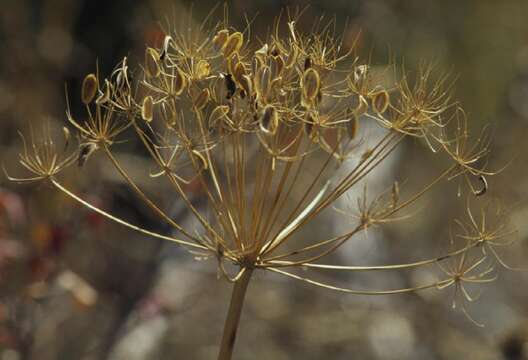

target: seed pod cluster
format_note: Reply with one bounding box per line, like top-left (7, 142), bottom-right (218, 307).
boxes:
top-left (82, 74), bottom-right (98, 104)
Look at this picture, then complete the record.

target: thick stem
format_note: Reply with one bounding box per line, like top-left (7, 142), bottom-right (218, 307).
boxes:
top-left (217, 267), bottom-right (253, 360)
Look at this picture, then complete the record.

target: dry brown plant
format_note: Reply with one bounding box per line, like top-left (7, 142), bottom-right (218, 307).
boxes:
top-left (4, 9), bottom-right (519, 360)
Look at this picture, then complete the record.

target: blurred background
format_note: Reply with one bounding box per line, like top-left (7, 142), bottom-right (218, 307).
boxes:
top-left (1, 0), bottom-right (528, 359)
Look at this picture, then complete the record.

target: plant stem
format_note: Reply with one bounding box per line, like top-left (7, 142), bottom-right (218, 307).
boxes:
top-left (217, 267), bottom-right (253, 360)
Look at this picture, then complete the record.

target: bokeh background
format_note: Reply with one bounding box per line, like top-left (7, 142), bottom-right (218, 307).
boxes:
top-left (1, 1), bottom-right (528, 359)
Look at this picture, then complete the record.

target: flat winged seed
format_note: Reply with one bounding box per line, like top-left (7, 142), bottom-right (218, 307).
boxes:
top-left (213, 29), bottom-right (229, 50)
top-left (372, 90), bottom-right (390, 114)
top-left (259, 105), bottom-right (279, 135)
top-left (239, 74), bottom-right (253, 97)
top-left (347, 114), bottom-right (359, 139)
top-left (195, 59), bottom-right (210, 79)
top-left (233, 62), bottom-right (246, 85)
top-left (174, 67), bottom-right (187, 96)
top-left (81, 74), bottom-right (98, 104)
top-left (194, 88), bottom-right (210, 110)
top-left (145, 48), bottom-right (160, 78)
top-left (223, 32), bottom-right (243, 58)
top-left (227, 53), bottom-right (240, 75)
top-left (142, 96), bottom-right (154, 122)
top-left (302, 68), bottom-right (320, 103)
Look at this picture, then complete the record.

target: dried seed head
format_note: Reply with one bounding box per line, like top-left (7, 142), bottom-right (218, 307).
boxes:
top-left (347, 114), bottom-right (359, 139)
top-left (145, 48), bottom-right (161, 78)
top-left (174, 67), bottom-right (187, 96)
top-left (142, 96), bottom-right (154, 122)
top-left (259, 105), bottom-right (279, 135)
top-left (213, 29), bottom-right (229, 49)
top-left (194, 88), bottom-right (210, 110)
top-left (372, 90), bottom-right (390, 114)
top-left (302, 68), bottom-right (320, 105)
top-left (82, 73), bottom-right (98, 104)
top-left (195, 59), bottom-right (211, 80)
top-left (223, 32), bottom-right (243, 58)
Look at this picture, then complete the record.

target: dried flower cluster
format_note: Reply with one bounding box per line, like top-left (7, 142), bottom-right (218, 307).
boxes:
top-left (5, 12), bottom-right (519, 360)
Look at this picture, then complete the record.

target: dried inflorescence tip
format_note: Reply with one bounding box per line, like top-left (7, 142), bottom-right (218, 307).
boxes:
top-left (6, 9), bottom-right (514, 359)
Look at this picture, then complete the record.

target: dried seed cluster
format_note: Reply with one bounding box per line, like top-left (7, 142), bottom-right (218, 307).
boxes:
top-left (6, 13), bottom-right (517, 330)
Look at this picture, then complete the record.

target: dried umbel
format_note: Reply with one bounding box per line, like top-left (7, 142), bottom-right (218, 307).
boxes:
top-left (5, 11), bottom-right (518, 360)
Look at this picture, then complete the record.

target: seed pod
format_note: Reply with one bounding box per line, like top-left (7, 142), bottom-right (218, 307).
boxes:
top-left (233, 62), bottom-right (246, 85)
top-left (302, 68), bottom-right (320, 104)
top-left (259, 105), bottom-right (279, 135)
top-left (222, 73), bottom-right (236, 99)
top-left (474, 175), bottom-right (488, 197)
top-left (239, 74), bottom-right (253, 98)
top-left (285, 45), bottom-right (298, 68)
top-left (213, 29), bottom-right (229, 50)
top-left (372, 89), bottom-right (390, 114)
top-left (209, 105), bottom-right (230, 128)
top-left (304, 56), bottom-right (312, 70)
top-left (223, 32), bottom-right (243, 58)
top-left (347, 114), bottom-right (359, 139)
top-left (227, 53), bottom-right (240, 75)
top-left (195, 59), bottom-right (210, 80)
top-left (159, 35), bottom-right (172, 60)
top-left (82, 74), bottom-right (98, 104)
top-left (78, 142), bottom-right (97, 167)
top-left (194, 88), bottom-right (210, 110)
top-left (173, 67), bottom-right (187, 96)
top-left (142, 96), bottom-right (154, 122)
top-left (145, 48), bottom-right (160, 78)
